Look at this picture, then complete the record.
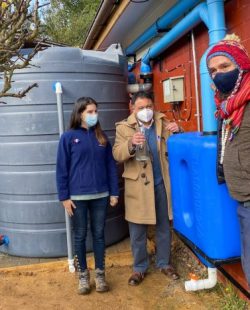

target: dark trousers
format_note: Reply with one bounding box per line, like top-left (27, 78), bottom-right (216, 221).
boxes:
top-left (72, 197), bottom-right (108, 271)
top-left (238, 203), bottom-right (250, 286)
top-left (128, 181), bottom-right (171, 273)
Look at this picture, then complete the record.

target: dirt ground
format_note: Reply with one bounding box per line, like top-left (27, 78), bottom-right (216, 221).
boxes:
top-left (1, 265), bottom-right (223, 310)
top-left (0, 236), bottom-right (249, 310)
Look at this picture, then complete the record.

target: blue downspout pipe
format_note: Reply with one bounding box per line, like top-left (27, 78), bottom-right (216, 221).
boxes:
top-left (125, 0), bottom-right (201, 56)
top-left (141, 3), bottom-right (209, 74)
top-left (140, 0), bottom-right (226, 132)
top-left (200, 0), bottom-right (226, 132)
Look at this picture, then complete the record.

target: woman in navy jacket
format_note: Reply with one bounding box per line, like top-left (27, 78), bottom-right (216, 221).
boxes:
top-left (56, 97), bottom-right (119, 295)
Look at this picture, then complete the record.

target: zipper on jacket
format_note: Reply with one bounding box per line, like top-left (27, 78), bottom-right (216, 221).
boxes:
top-left (88, 130), bottom-right (97, 193)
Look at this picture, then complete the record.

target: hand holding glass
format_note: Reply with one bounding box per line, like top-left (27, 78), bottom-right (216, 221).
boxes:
top-left (134, 127), bottom-right (150, 161)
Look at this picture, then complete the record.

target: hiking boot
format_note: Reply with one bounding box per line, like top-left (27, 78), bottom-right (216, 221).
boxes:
top-left (94, 268), bottom-right (109, 293)
top-left (78, 269), bottom-right (91, 295)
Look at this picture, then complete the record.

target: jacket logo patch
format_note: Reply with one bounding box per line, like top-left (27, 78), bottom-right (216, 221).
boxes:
top-left (73, 138), bottom-right (80, 144)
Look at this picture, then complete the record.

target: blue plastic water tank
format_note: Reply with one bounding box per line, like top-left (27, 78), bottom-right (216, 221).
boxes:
top-left (0, 45), bottom-right (129, 257)
top-left (168, 132), bottom-right (240, 261)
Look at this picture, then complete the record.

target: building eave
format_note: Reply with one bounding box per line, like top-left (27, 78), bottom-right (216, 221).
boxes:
top-left (83, 0), bottom-right (124, 50)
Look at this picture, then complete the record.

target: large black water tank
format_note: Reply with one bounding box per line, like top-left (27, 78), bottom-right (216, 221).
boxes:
top-left (0, 45), bottom-right (129, 257)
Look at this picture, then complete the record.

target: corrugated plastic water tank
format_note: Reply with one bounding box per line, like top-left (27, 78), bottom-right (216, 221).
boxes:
top-left (168, 132), bottom-right (240, 261)
top-left (0, 45), bottom-right (129, 257)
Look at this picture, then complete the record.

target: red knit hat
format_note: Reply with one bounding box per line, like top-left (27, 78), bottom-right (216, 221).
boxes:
top-left (206, 36), bottom-right (250, 71)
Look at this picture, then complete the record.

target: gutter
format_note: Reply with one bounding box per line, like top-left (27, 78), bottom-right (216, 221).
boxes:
top-left (93, 0), bottom-right (130, 50)
top-left (83, 0), bottom-right (118, 50)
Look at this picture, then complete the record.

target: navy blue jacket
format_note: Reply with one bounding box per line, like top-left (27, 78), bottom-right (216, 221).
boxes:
top-left (56, 127), bottom-right (119, 201)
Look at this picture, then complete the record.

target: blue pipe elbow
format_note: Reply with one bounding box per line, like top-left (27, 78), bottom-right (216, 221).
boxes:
top-left (126, 0), bottom-right (201, 56)
top-left (141, 2), bottom-right (208, 66)
top-left (201, 0), bottom-right (226, 132)
top-left (200, 51), bottom-right (218, 132)
top-left (141, 61), bottom-right (152, 76)
top-left (138, 0), bottom-right (226, 133)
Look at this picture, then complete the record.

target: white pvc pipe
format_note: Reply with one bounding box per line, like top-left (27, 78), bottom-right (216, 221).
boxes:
top-left (127, 83), bottom-right (152, 93)
top-left (68, 258), bottom-right (75, 273)
top-left (185, 267), bottom-right (217, 291)
top-left (55, 82), bottom-right (75, 273)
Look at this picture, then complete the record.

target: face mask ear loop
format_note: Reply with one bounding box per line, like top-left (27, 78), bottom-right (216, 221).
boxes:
top-left (225, 68), bottom-right (243, 100)
top-left (232, 68), bottom-right (243, 96)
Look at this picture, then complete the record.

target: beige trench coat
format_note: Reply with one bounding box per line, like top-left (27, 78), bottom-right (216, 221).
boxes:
top-left (113, 111), bottom-right (172, 224)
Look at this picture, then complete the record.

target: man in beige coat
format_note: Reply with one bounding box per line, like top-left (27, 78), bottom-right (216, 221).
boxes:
top-left (113, 91), bottom-right (181, 285)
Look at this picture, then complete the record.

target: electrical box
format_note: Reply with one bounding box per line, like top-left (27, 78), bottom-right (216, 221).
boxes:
top-left (163, 76), bottom-right (184, 103)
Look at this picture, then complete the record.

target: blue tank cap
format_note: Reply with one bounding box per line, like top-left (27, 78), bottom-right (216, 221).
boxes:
top-left (3, 235), bottom-right (9, 245)
top-left (52, 82), bottom-right (62, 93)
top-left (0, 235), bottom-right (9, 246)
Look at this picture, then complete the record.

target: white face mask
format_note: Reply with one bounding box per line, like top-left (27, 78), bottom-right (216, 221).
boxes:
top-left (137, 108), bottom-right (153, 123)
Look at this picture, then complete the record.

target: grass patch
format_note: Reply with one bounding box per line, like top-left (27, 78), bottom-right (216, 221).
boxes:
top-left (217, 283), bottom-right (248, 310)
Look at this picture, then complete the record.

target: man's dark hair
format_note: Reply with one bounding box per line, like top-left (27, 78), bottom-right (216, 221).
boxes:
top-left (131, 91), bottom-right (154, 105)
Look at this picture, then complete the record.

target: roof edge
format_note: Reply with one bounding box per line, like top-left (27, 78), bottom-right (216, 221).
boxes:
top-left (83, 0), bottom-right (118, 50)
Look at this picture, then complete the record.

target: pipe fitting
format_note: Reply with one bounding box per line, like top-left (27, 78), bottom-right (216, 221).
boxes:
top-left (0, 235), bottom-right (9, 246)
top-left (127, 83), bottom-right (152, 94)
top-left (125, 0), bottom-right (201, 56)
top-left (185, 267), bottom-right (217, 291)
top-left (55, 82), bottom-right (62, 94)
top-left (141, 2), bottom-right (209, 68)
top-left (141, 62), bottom-right (152, 76)
top-left (68, 258), bottom-right (75, 273)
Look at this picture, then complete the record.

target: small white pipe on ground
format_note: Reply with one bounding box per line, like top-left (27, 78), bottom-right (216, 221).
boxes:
top-left (185, 267), bottom-right (217, 291)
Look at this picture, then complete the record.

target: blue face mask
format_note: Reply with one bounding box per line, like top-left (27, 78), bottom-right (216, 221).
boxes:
top-left (212, 68), bottom-right (240, 93)
top-left (85, 114), bottom-right (98, 128)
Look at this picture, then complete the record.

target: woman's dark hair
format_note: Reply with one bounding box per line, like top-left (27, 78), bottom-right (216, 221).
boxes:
top-left (131, 91), bottom-right (154, 105)
top-left (69, 97), bottom-right (107, 146)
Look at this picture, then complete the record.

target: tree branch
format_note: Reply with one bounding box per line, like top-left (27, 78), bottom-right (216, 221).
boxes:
top-left (0, 0), bottom-right (41, 99)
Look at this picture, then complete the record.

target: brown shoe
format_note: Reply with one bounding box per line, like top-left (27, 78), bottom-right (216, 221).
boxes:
top-left (128, 272), bottom-right (145, 286)
top-left (161, 266), bottom-right (179, 280)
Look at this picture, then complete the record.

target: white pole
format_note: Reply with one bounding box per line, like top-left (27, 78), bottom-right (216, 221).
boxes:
top-left (55, 82), bottom-right (75, 273)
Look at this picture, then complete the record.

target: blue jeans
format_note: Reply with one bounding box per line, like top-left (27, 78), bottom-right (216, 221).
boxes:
top-left (128, 181), bottom-right (171, 273)
top-left (238, 203), bottom-right (250, 286)
top-left (72, 197), bottom-right (108, 271)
